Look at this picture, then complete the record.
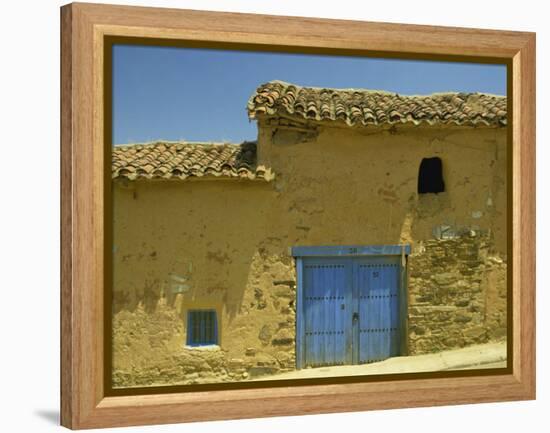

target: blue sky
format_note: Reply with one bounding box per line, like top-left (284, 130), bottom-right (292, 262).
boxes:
top-left (112, 45), bottom-right (506, 145)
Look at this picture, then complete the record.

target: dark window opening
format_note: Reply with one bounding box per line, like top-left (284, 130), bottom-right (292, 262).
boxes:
top-left (418, 157), bottom-right (445, 194)
top-left (187, 310), bottom-right (218, 346)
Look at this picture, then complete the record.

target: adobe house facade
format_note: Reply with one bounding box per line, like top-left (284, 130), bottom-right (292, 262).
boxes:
top-left (111, 81), bottom-right (508, 387)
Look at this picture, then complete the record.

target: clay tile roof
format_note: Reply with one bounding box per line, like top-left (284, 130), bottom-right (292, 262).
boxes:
top-left (112, 141), bottom-right (274, 181)
top-left (247, 80), bottom-right (507, 128)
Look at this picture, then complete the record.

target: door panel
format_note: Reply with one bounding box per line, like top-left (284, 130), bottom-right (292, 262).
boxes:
top-left (302, 258), bottom-right (351, 367)
top-left (356, 259), bottom-right (401, 364)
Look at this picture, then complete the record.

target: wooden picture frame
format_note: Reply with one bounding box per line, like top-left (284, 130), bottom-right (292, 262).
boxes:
top-left (60, 2), bottom-right (535, 429)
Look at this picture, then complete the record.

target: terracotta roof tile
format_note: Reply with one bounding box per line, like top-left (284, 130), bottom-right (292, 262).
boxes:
top-left (112, 141), bottom-right (274, 181)
top-left (248, 80), bottom-right (507, 127)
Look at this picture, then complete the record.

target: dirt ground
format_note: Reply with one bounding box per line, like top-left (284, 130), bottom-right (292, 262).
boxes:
top-left (251, 341), bottom-right (507, 381)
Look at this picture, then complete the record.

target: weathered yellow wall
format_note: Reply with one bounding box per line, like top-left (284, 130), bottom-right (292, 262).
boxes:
top-left (112, 123), bottom-right (507, 387)
top-left (258, 123), bottom-right (507, 253)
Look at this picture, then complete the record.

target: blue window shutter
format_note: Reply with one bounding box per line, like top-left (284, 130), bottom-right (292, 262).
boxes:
top-left (200, 311), bottom-right (205, 343)
top-left (187, 310), bottom-right (218, 346)
top-left (211, 312), bottom-right (218, 344)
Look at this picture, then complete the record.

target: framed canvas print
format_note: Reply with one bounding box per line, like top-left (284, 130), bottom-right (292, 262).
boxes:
top-left (60, 2), bottom-right (536, 429)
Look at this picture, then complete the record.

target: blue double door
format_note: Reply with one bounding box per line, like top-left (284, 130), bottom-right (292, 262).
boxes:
top-left (301, 256), bottom-right (403, 367)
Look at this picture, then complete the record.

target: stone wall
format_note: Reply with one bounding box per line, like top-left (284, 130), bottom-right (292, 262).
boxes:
top-left (408, 232), bottom-right (507, 355)
top-left (112, 229), bottom-right (508, 388)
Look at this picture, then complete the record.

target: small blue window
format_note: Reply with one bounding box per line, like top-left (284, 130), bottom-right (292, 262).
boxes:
top-left (187, 310), bottom-right (218, 346)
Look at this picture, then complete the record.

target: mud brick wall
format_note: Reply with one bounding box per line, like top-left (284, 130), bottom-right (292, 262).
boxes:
top-left (112, 124), bottom-right (507, 387)
top-left (407, 233), bottom-right (507, 355)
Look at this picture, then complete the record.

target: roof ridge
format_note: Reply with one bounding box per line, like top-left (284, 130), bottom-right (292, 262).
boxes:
top-left (262, 80), bottom-right (397, 96)
top-left (113, 140), bottom-right (257, 148)
top-left (259, 80), bottom-right (505, 99)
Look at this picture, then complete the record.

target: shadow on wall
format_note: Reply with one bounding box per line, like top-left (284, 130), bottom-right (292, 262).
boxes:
top-left (112, 242), bottom-right (264, 320)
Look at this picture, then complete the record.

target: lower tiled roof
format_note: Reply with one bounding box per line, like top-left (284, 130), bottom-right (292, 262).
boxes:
top-left (248, 80), bottom-right (507, 128)
top-left (112, 141), bottom-right (274, 181)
